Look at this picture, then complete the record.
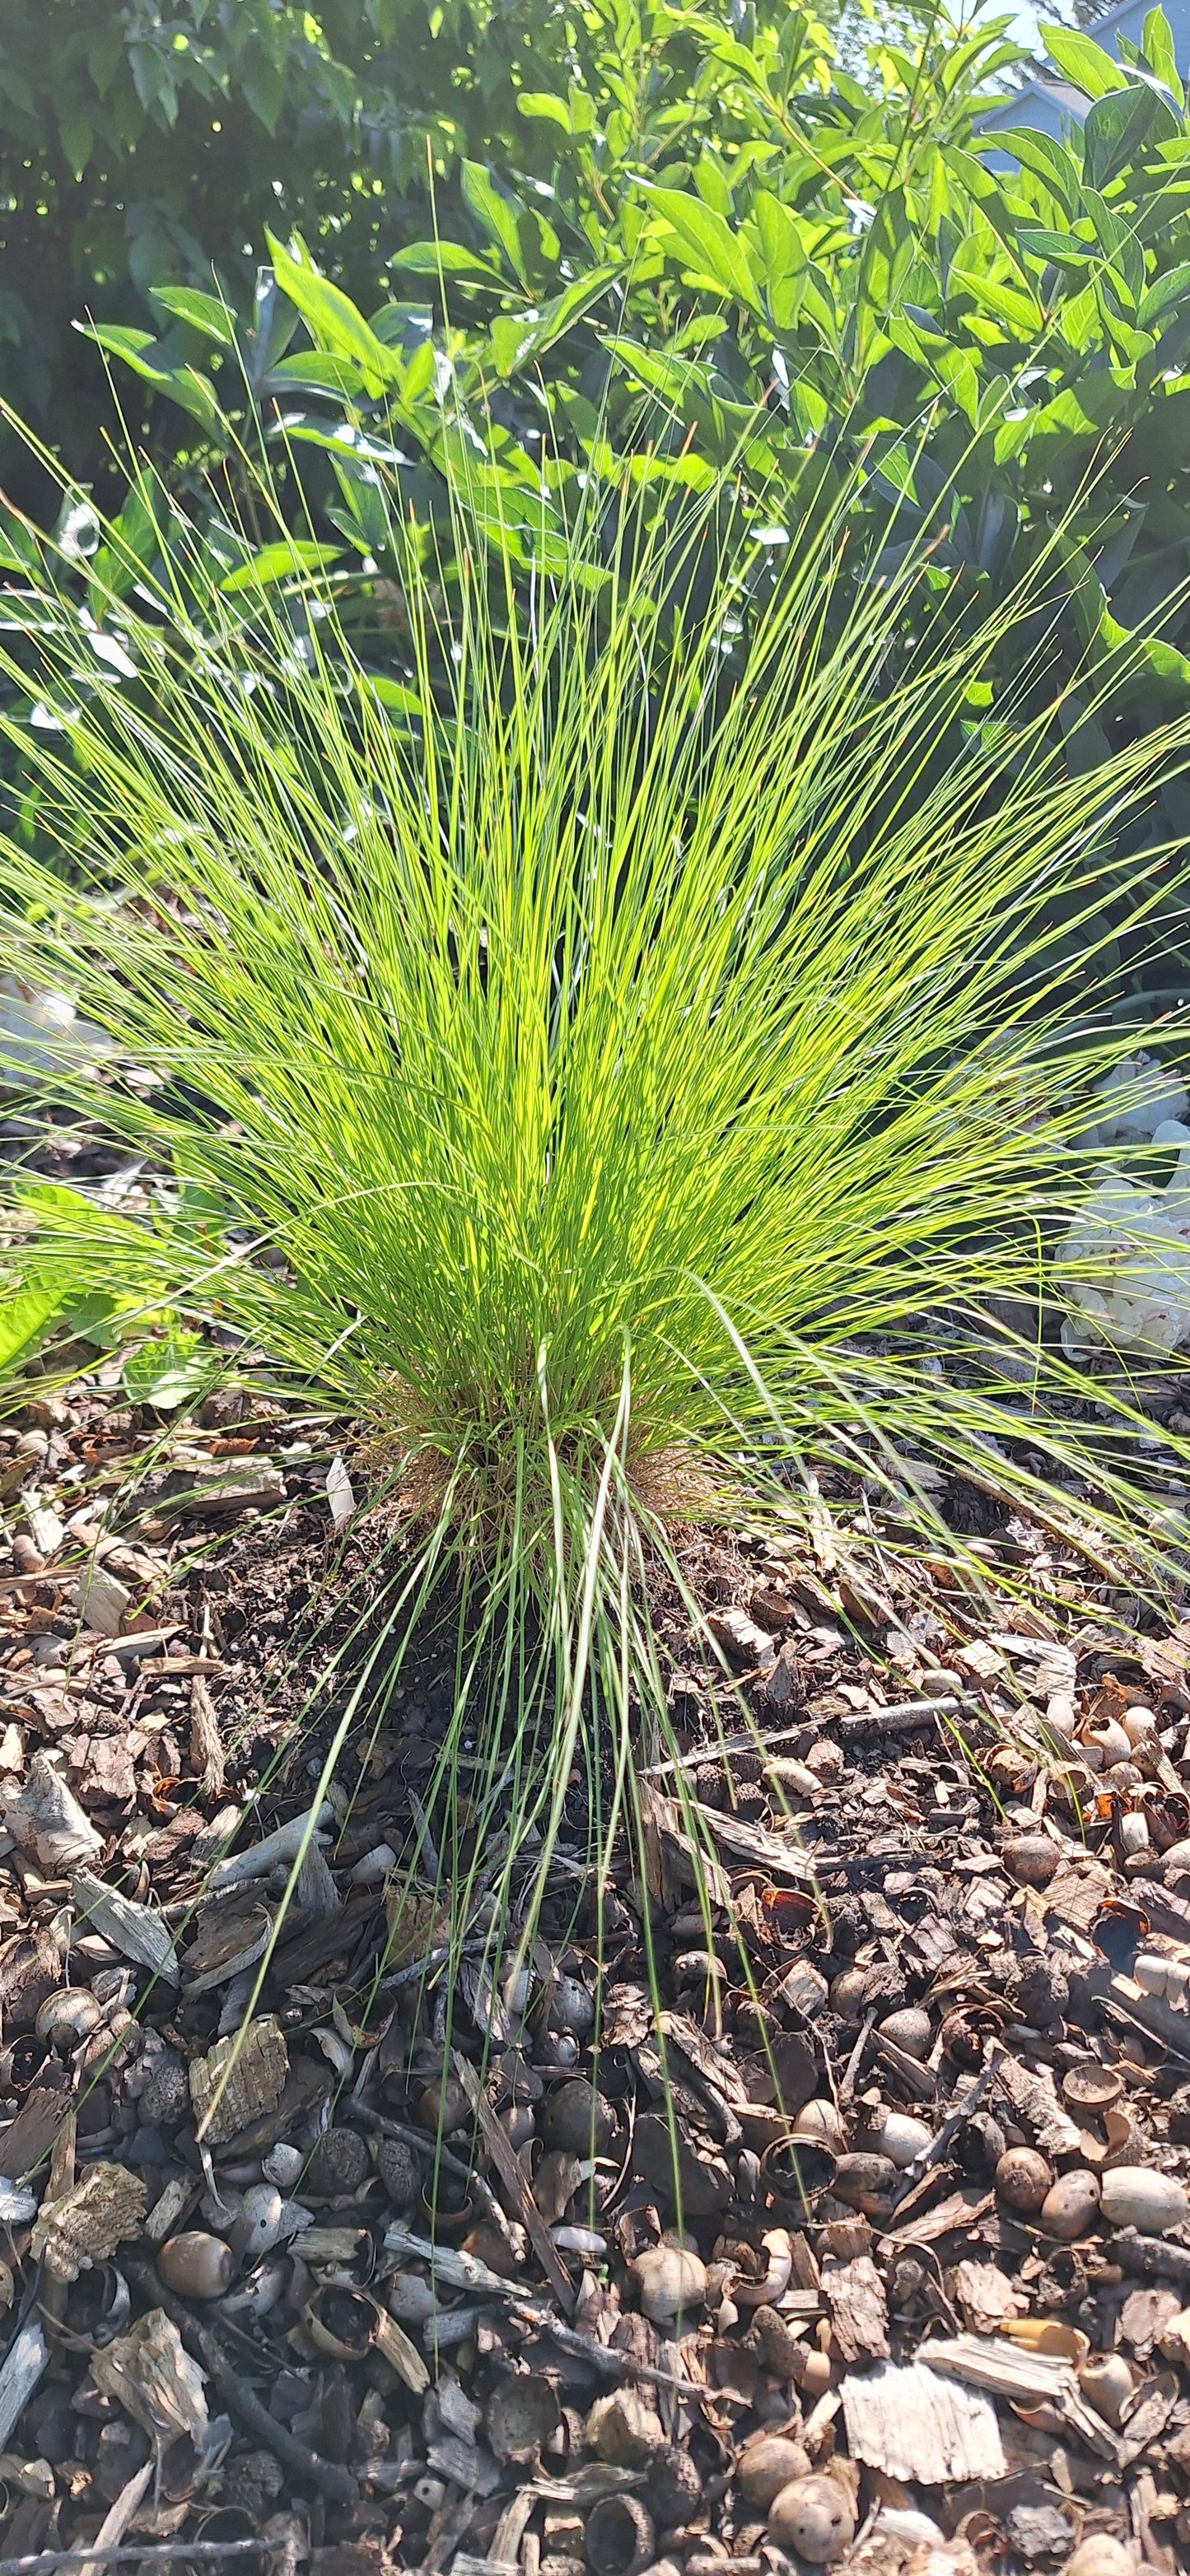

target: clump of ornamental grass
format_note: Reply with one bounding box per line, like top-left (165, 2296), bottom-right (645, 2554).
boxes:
top-left (0, 438), bottom-right (1188, 1975)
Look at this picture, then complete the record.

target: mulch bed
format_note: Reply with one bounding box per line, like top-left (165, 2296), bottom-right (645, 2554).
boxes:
top-left (0, 1358), bottom-right (1188, 2576)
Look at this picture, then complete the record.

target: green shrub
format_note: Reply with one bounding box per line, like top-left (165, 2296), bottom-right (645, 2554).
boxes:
top-left (35, 3), bottom-right (1190, 1000)
top-left (0, 431), bottom-right (1187, 1932)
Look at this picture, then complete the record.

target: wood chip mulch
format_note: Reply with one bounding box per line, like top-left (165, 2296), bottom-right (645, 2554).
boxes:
top-left (0, 1363), bottom-right (1187, 2576)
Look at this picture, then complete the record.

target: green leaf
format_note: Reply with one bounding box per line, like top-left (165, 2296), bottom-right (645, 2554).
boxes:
top-left (78, 324), bottom-right (223, 437)
top-left (151, 287), bottom-right (238, 348)
top-left (266, 351), bottom-right (369, 395)
top-left (122, 1328), bottom-right (211, 1413)
top-left (988, 128), bottom-right (1080, 215)
top-left (1083, 84), bottom-right (1166, 192)
top-left (90, 480), bottom-right (165, 608)
top-left (266, 231), bottom-right (403, 396)
top-left (953, 269), bottom-right (1043, 333)
top-left (1015, 227), bottom-right (1097, 269)
top-left (0, 1280), bottom-right (72, 1382)
top-left (487, 269), bottom-right (618, 377)
top-left (517, 91), bottom-right (572, 131)
top-left (1041, 23), bottom-right (1129, 97)
top-left (240, 34), bottom-right (286, 133)
top-left (58, 114), bottom-right (95, 179)
top-left (1142, 7), bottom-right (1183, 101)
top-left (1139, 261), bottom-right (1190, 327)
top-left (219, 539), bottom-right (343, 593)
top-left (460, 162), bottom-right (534, 286)
top-left (392, 240), bottom-right (506, 286)
top-left (639, 184), bottom-right (763, 314)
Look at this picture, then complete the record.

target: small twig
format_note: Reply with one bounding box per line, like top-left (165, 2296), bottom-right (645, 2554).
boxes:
top-left (884, 2051), bottom-right (1001, 2218)
top-left (837, 1696), bottom-right (967, 1739)
top-left (189, 1611), bottom-right (225, 1800)
top-left (71, 2461), bottom-right (154, 2576)
top-left (838, 2008), bottom-right (877, 2100)
top-left (380, 2224), bottom-right (691, 2390)
top-left (1109, 2226), bottom-right (1190, 2290)
top-left (343, 2098), bottom-right (474, 2185)
top-left (511, 2301), bottom-right (696, 2395)
top-left (452, 2051), bottom-right (576, 2315)
top-left (0, 2550), bottom-right (264, 2576)
top-left (125, 2258), bottom-right (357, 2504)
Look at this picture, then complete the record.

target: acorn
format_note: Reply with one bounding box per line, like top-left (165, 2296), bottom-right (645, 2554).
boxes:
top-left (642, 2445), bottom-right (702, 2527)
top-left (1062, 2541), bottom-right (1136, 2576)
top-left (939, 2010), bottom-right (984, 2069)
top-left (1122, 1704), bottom-right (1158, 1746)
top-left (306, 2125), bottom-right (370, 2198)
top-left (956, 2111), bottom-right (1006, 2179)
top-left (791, 2099), bottom-right (845, 2152)
top-left (630, 2241), bottom-right (707, 2325)
top-left (375, 2134), bottom-right (422, 2205)
top-left (35, 1989), bottom-right (102, 2051)
top-left (138, 2053), bottom-right (189, 2129)
top-left (157, 2232), bottom-right (235, 2299)
top-left (995, 2146), bottom-right (1053, 2215)
top-left (1015, 1954), bottom-right (1069, 2026)
top-left (586, 2389), bottom-right (665, 2468)
top-left (486, 2373), bottom-right (560, 2465)
top-left (1081, 1719), bottom-right (1132, 1771)
top-left (499, 2103), bottom-right (536, 2154)
top-left (1061, 2065), bottom-right (1122, 2120)
top-left (229, 2183), bottom-right (285, 2263)
top-left (738, 2434), bottom-right (812, 2515)
top-left (542, 2078), bottom-right (614, 2155)
top-left (1099, 2168), bottom-right (1188, 2234)
top-left (1041, 2170), bottom-right (1101, 2242)
top-left (876, 2006), bottom-right (931, 2060)
top-left (224, 2450), bottom-right (286, 2515)
top-left (862, 2111), bottom-right (932, 2169)
top-left (550, 1974), bottom-right (595, 2038)
top-left (830, 2153), bottom-right (896, 2211)
top-left (584, 2494), bottom-right (655, 2576)
top-left (414, 2077), bottom-right (469, 2136)
top-left (828, 1968), bottom-right (867, 2023)
top-left (752, 2303), bottom-right (807, 2379)
top-left (1001, 1834), bottom-right (1059, 1889)
top-left (1078, 2355), bottom-right (1133, 2427)
top-left (767, 2475), bottom-right (856, 2564)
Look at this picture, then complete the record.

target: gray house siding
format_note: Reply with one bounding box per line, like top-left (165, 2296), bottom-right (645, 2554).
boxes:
top-left (978, 0), bottom-right (1190, 163)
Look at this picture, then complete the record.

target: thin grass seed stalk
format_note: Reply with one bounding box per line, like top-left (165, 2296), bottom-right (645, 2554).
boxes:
top-left (0, 443), bottom-right (1188, 1973)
